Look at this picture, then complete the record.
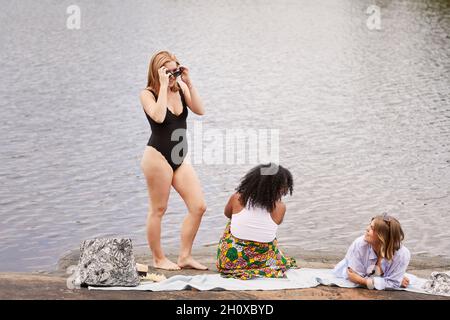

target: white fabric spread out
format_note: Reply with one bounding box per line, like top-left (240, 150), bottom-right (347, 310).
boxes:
top-left (89, 268), bottom-right (449, 297)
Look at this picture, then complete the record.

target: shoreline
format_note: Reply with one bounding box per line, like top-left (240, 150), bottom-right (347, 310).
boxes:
top-left (0, 246), bottom-right (449, 300)
top-left (57, 245), bottom-right (450, 276)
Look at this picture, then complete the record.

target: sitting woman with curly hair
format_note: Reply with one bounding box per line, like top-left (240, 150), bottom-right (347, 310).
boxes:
top-left (216, 163), bottom-right (297, 280)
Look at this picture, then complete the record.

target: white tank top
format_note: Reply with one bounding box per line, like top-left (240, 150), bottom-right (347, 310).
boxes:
top-left (230, 204), bottom-right (278, 243)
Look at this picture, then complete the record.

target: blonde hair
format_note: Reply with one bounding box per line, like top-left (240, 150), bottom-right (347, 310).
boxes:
top-left (146, 50), bottom-right (180, 94)
top-left (372, 215), bottom-right (404, 261)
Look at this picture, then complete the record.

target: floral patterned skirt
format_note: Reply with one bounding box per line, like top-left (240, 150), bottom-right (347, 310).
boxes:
top-left (216, 221), bottom-right (297, 280)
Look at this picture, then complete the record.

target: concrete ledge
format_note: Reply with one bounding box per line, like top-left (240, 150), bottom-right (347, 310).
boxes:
top-left (1, 246), bottom-right (448, 300)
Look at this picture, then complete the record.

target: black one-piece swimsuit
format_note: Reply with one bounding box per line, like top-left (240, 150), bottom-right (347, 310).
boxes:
top-left (143, 87), bottom-right (188, 171)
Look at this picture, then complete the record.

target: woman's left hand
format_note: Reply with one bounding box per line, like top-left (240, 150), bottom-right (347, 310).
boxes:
top-left (180, 66), bottom-right (191, 86)
top-left (347, 267), bottom-right (367, 286)
top-left (401, 276), bottom-right (410, 288)
top-left (347, 268), bottom-right (359, 283)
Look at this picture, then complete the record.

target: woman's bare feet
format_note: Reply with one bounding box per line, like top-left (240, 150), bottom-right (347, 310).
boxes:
top-left (177, 256), bottom-right (208, 270)
top-left (153, 257), bottom-right (181, 270)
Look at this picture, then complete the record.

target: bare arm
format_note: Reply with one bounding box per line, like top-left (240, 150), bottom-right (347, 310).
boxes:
top-left (139, 67), bottom-right (170, 123)
top-left (270, 202), bottom-right (286, 225)
top-left (347, 268), bottom-right (370, 287)
top-left (179, 67), bottom-right (205, 115)
top-left (224, 194), bottom-right (237, 219)
top-left (348, 265), bottom-right (410, 289)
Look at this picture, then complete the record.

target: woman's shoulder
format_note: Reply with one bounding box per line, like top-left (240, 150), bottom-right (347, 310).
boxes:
top-left (395, 245), bottom-right (411, 260)
top-left (345, 236), bottom-right (369, 257)
top-left (351, 235), bottom-right (368, 249)
top-left (231, 192), bottom-right (244, 206)
top-left (141, 87), bottom-right (156, 97)
top-left (140, 89), bottom-right (156, 109)
top-left (229, 192), bottom-right (245, 213)
top-left (274, 201), bottom-right (286, 211)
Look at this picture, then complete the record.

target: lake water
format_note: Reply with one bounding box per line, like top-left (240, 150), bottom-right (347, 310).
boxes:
top-left (1, 0), bottom-right (449, 271)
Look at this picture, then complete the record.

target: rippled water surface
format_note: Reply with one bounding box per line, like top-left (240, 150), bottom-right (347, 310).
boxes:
top-left (1, 0), bottom-right (449, 271)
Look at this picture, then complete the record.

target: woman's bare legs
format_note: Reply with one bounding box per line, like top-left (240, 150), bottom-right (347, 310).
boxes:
top-left (141, 146), bottom-right (180, 270)
top-left (172, 162), bottom-right (208, 270)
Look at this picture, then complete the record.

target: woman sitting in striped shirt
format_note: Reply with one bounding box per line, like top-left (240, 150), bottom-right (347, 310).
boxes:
top-left (333, 214), bottom-right (411, 290)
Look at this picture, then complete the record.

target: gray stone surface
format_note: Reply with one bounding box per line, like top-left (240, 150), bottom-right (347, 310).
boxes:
top-left (1, 246), bottom-right (449, 300)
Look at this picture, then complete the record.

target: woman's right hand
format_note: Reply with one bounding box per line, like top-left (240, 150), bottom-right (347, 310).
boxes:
top-left (158, 66), bottom-right (170, 88)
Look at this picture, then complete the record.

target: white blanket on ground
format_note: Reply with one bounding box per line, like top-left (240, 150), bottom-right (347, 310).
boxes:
top-left (88, 268), bottom-right (447, 297)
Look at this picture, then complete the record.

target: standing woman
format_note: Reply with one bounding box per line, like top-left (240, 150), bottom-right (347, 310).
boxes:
top-left (139, 50), bottom-right (207, 270)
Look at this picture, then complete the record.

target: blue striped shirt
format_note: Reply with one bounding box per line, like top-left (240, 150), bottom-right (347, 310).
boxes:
top-left (333, 235), bottom-right (411, 290)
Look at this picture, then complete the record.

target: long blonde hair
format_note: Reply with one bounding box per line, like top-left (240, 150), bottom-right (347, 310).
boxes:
top-left (372, 214), bottom-right (404, 261)
top-left (146, 50), bottom-right (180, 94)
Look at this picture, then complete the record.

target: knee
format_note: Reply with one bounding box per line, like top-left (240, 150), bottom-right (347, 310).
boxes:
top-left (150, 205), bottom-right (167, 218)
top-left (191, 203), bottom-right (207, 217)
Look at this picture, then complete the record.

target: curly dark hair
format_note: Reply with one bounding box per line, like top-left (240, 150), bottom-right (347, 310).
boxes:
top-left (235, 163), bottom-right (293, 212)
